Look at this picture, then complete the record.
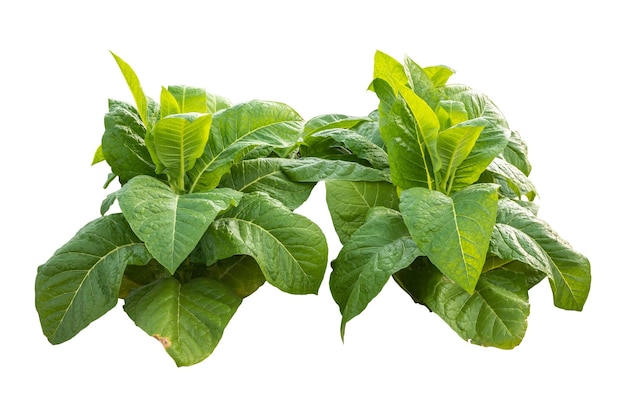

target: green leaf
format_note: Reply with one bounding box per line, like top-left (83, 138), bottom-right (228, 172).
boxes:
top-left (206, 93), bottom-right (232, 113)
top-left (378, 86), bottom-right (440, 190)
top-left (204, 255), bottom-right (266, 298)
top-left (187, 100), bottom-right (303, 192)
top-left (35, 214), bottom-right (152, 344)
top-left (400, 184), bottom-right (499, 293)
top-left (218, 158), bottom-right (315, 210)
top-left (404, 56), bottom-right (443, 109)
top-left (101, 100), bottom-right (156, 183)
top-left (423, 65), bottom-right (455, 87)
top-left (394, 258), bottom-right (530, 349)
top-left (330, 207), bottom-right (421, 338)
top-left (159, 87), bottom-right (181, 119)
top-left (303, 114), bottom-right (371, 138)
top-left (325, 181), bottom-right (399, 244)
top-left (436, 122), bottom-right (485, 193)
top-left (436, 100), bottom-right (469, 130)
top-left (199, 192), bottom-right (327, 294)
top-left (124, 277), bottom-right (242, 367)
top-left (117, 175), bottom-right (242, 273)
top-left (167, 85), bottom-right (208, 113)
top-left (152, 112), bottom-right (213, 191)
top-left (487, 157), bottom-right (537, 199)
top-left (304, 129), bottom-right (389, 170)
top-left (110, 51), bottom-right (149, 126)
top-left (371, 50), bottom-right (410, 94)
top-left (490, 199), bottom-right (591, 310)
top-left (279, 157), bottom-right (390, 183)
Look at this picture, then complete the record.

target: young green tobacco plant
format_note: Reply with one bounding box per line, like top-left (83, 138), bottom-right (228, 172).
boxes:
top-left (34, 52), bottom-right (330, 366)
top-left (299, 51), bottom-right (591, 348)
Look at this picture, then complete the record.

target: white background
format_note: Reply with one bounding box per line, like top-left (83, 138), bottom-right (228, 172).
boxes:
top-left (2, 1), bottom-right (623, 415)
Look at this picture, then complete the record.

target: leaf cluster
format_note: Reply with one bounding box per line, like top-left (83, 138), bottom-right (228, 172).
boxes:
top-left (35, 51), bottom-right (591, 366)
top-left (313, 51), bottom-right (591, 347)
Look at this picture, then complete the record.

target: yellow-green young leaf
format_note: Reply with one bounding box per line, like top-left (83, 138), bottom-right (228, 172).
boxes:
top-left (152, 112), bottom-right (213, 190)
top-left (124, 277), bottom-right (242, 367)
top-left (199, 193), bottom-right (328, 295)
top-left (110, 51), bottom-right (148, 126)
top-left (35, 214), bottom-right (152, 344)
top-left (159, 87), bottom-right (181, 119)
top-left (403, 56), bottom-right (443, 110)
top-left (378, 87), bottom-right (439, 190)
top-left (167, 85), bottom-right (207, 113)
top-left (423, 65), bottom-right (455, 87)
top-left (436, 123), bottom-right (485, 194)
top-left (92, 145), bottom-right (105, 165)
top-left (117, 175), bottom-right (242, 274)
top-left (370, 50), bottom-right (410, 94)
top-left (400, 184), bottom-right (499, 293)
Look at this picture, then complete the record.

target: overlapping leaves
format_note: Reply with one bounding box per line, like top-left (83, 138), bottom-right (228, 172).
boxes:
top-left (321, 51), bottom-right (591, 348)
top-left (35, 53), bottom-right (329, 366)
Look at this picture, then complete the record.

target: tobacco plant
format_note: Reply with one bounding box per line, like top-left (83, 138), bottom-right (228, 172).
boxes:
top-left (297, 51), bottom-right (591, 348)
top-left (35, 51), bottom-right (591, 366)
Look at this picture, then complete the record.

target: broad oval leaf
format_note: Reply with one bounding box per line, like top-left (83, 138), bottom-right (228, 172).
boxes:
top-left (199, 192), bottom-right (328, 294)
top-left (490, 199), bottom-right (591, 310)
top-left (400, 184), bottom-right (499, 293)
top-left (35, 214), bottom-right (152, 344)
top-left (330, 207), bottom-right (421, 338)
top-left (325, 181), bottom-right (399, 244)
top-left (124, 277), bottom-right (242, 367)
top-left (167, 85), bottom-right (207, 113)
top-left (187, 100), bottom-right (303, 192)
top-left (117, 175), bottom-right (242, 273)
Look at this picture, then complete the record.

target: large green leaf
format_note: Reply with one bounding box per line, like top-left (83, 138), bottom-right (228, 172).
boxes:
top-left (187, 100), bottom-right (303, 192)
top-left (124, 277), bottom-right (241, 367)
top-left (377, 85), bottom-right (439, 190)
top-left (325, 181), bottom-right (399, 244)
top-left (152, 113), bottom-right (213, 191)
top-left (218, 158), bottom-right (315, 210)
top-left (35, 214), bottom-right (152, 344)
top-left (330, 207), bottom-right (421, 338)
top-left (101, 100), bottom-right (156, 183)
top-left (403, 56), bottom-right (443, 109)
top-left (393, 258), bottom-right (530, 349)
top-left (490, 199), bottom-right (591, 310)
top-left (400, 184), bottom-right (499, 293)
top-left (117, 175), bottom-right (242, 273)
top-left (487, 157), bottom-right (537, 199)
top-left (199, 192), bottom-right (327, 295)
